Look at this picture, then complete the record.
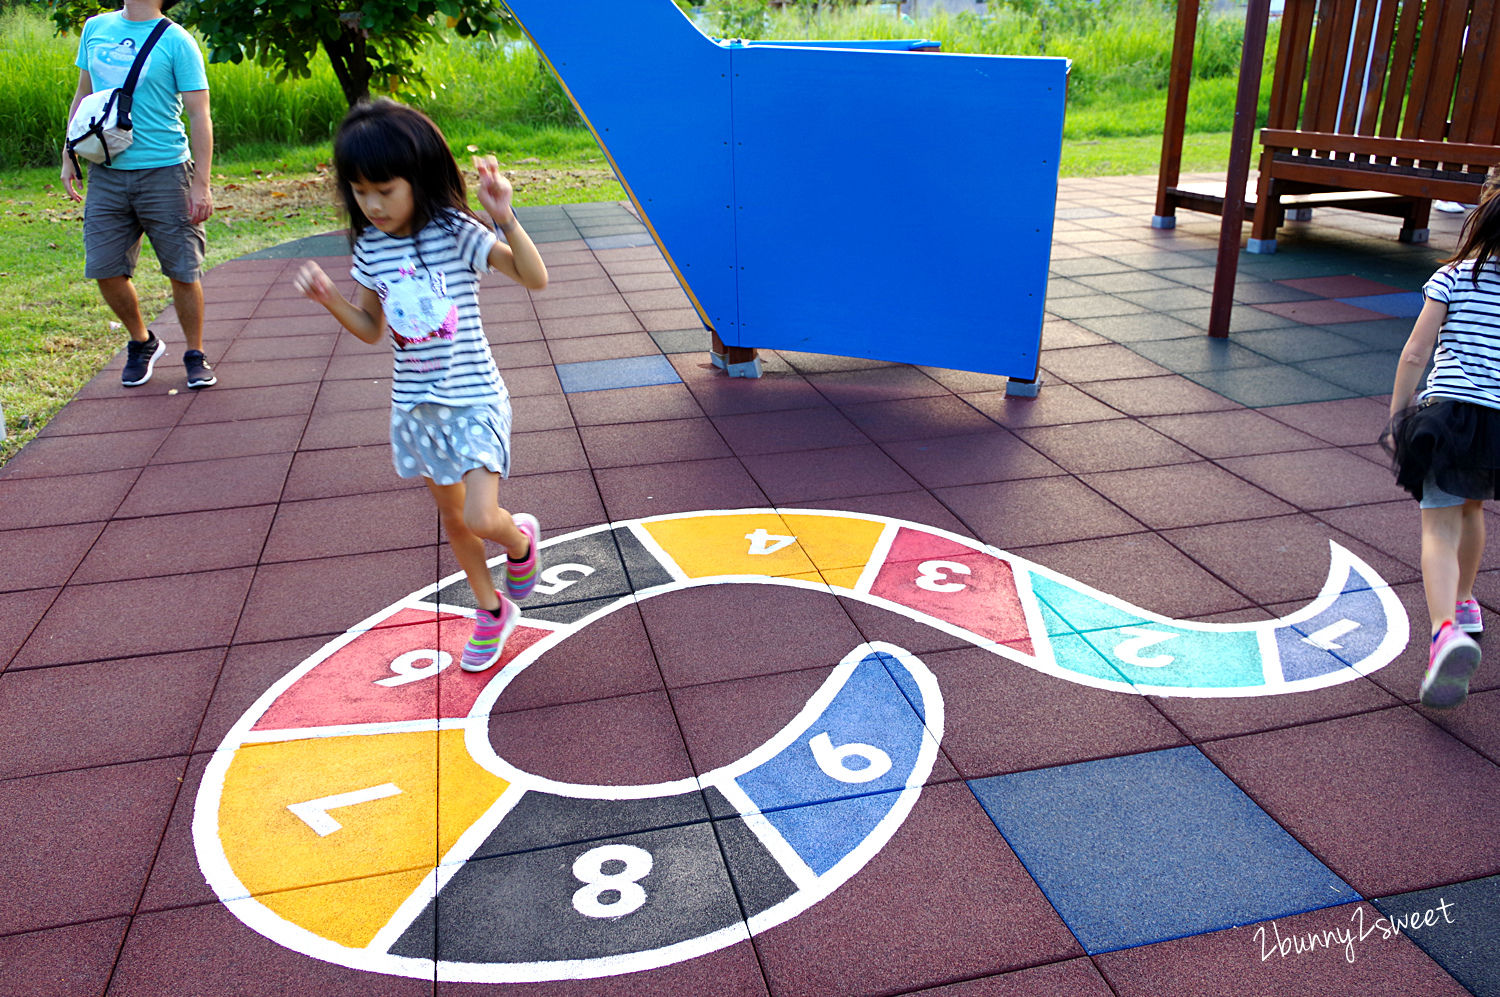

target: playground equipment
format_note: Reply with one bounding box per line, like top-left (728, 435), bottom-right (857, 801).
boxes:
top-left (500, 0), bottom-right (1069, 388)
top-left (1155, 0), bottom-right (1500, 337)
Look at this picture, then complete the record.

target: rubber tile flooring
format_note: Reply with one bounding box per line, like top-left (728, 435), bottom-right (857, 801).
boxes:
top-left (2, 180), bottom-right (1499, 997)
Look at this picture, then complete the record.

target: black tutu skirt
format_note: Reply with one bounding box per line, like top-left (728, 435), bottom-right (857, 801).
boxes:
top-left (1384, 398), bottom-right (1500, 502)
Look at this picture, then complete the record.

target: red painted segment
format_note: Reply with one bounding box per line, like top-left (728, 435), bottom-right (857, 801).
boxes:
top-left (253, 609), bottom-right (547, 730)
top-left (870, 528), bottom-right (1032, 655)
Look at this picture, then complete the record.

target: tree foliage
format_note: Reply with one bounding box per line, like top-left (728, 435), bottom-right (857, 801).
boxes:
top-left (48, 0), bottom-right (515, 106)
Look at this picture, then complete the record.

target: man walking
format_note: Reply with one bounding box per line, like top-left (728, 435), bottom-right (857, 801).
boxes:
top-left (62, 0), bottom-right (216, 389)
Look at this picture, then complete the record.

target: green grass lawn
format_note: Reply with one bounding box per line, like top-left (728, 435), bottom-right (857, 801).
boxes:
top-left (0, 128), bottom-right (1234, 465)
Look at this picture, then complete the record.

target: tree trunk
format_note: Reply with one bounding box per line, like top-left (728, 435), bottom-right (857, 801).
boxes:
top-left (325, 28), bottom-right (373, 106)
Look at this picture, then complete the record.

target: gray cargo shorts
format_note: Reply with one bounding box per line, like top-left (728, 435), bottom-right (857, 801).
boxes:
top-left (83, 161), bottom-right (205, 283)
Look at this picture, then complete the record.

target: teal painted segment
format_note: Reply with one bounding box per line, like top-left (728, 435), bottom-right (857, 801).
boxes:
top-left (1030, 574), bottom-right (1146, 633)
top-left (1080, 624), bottom-right (1264, 690)
top-left (1045, 632), bottom-right (1134, 688)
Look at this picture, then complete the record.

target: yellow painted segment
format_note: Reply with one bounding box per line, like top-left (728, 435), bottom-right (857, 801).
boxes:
top-left (781, 514), bottom-right (885, 575)
top-left (645, 513), bottom-right (817, 578)
top-left (219, 729), bottom-right (507, 946)
top-left (819, 565), bottom-right (868, 590)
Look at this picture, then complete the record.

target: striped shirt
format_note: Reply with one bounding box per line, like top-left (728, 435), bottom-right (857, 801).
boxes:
top-left (351, 209), bottom-right (504, 410)
top-left (1422, 259), bottom-right (1500, 410)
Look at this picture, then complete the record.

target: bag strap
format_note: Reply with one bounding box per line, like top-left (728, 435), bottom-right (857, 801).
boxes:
top-left (119, 18), bottom-right (171, 97)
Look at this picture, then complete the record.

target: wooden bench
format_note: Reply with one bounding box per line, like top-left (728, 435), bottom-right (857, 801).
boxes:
top-left (1249, 0), bottom-right (1500, 251)
top-left (1156, 0), bottom-right (1500, 253)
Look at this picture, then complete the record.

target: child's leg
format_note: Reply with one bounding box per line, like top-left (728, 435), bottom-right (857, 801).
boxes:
top-left (460, 467), bottom-right (530, 560)
top-left (1456, 499), bottom-right (1485, 603)
top-left (425, 478), bottom-right (501, 611)
top-left (1422, 503), bottom-right (1468, 634)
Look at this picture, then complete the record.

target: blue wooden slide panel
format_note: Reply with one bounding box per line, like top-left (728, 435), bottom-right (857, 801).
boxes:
top-left (501, 0), bottom-right (1068, 379)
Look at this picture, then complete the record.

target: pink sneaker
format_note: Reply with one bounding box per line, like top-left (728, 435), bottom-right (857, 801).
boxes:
top-left (460, 596), bottom-right (518, 673)
top-left (1420, 622), bottom-right (1480, 709)
top-left (1455, 598), bottom-right (1483, 634)
top-left (505, 513), bottom-right (541, 601)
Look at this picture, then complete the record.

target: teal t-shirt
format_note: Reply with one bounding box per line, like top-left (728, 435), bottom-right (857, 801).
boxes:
top-left (74, 12), bottom-right (208, 170)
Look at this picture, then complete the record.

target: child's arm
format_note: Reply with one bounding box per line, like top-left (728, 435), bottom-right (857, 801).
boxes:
top-left (293, 261), bottom-right (386, 345)
top-left (1391, 296), bottom-right (1448, 416)
top-left (473, 156), bottom-right (548, 291)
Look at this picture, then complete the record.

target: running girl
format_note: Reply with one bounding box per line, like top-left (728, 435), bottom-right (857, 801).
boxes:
top-left (294, 99), bottom-right (548, 672)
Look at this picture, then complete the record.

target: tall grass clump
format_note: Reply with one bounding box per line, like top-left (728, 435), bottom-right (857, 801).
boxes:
top-left (207, 58), bottom-right (347, 148)
top-left (0, 9), bottom-right (82, 169)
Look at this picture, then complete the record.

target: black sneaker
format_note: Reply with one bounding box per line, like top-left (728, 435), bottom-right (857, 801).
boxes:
top-left (183, 349), bottom-right (217, 389)
top-left (121, 332), bottom-right (166, 387)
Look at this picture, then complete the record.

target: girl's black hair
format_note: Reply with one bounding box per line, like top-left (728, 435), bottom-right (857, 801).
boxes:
top-left (331, 98), bottom-right (479, 244)
top-left (1445, 169), bottom-right (1500, 283)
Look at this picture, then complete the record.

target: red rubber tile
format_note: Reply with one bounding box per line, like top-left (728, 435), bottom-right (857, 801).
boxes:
top-left (0, 917), bottom-right (129, 997)
top-left (622, 287), bottom-right (694, 312)
top-left (579, 417), bottom-right (732, 467)
top-left (490, 601), bottom-right (665, 713)
top-left (512, 427), bottom-right (589, 476)
top-left (250, 293), bottom-right (335, 319)
top-left (925, 645), bottom-right (1186, 778)
top-left (963, 383), bottom-right (1126, 429)
top-left (748, 781), bottom-right (1081, 996)
top-left (712, 406), bottom-right (865, 456)
top-left (910, 959), bottom-right (1115, 996)
top-left (0, 426), bottom-right (168, 480)
top-left (1161, 514), bottom-right (1418, 606)
top-left (636, 307), bottom-right (703, 332)
top-left (491, 468), bottom-right (607, 533)
top-left (935, 476), bottom-right (1144, 549)
top-left (1080, 373), bottom-right (1242, 417)
top-left (639, 583), bottom-right (866, 688)
top-left (797, 489), bottom-right (976, 537)
top-left (283, 445), bottom-right (419, 501)
top-left (300, 407), bottom-right (389, 449)
top-left (595, 457), bottom-right (765, 522)
top-left (833, 593), bottom-right (976, 660)
top-left (541, 311), bottom-right (644, 339)
top-left (485, 318), bottom-right (544, 344)
top-left (609, 272), bottom-right (683, 293)
top-left (841, 394), bottom-right (999, 442)
top-left (262, 490), bottom-right (439, 563)
top-left (742, 444), bottom-right (920, 503)
top-left (13, 567), bottom-right (253, 669)
top-left (1024, 532), bottom-right (1252, 620)
top-left (1142, 409), bottom-right (1326, 458)
top-left (1201, 708), bottom-right (1500, 896)
top-left (152, 414), bottom-right (307, 464)
top-left (0, 468), bottom-right (136, 530)
top-left (138, 752), bottom-right (217, 912)
top-left (917, 365), bottom-right (1013, 394)
top-left (883, 431), bottom-right (1065, 489)
top-left (1253, 299), bottom-right (1390, 325)
top-left (546, 331), bottom-right (659, 364)
top-left (118, 452), bottom-right (292, 516)
top-left (515, 392), bottom-right (578, 433)
top-left (1035, 344), bottom-right (1170, 383)
top-left (191, 634), bottom-right (333, 754)
top-left (194, 356), bottom-right (330, 390)
top-left (804, 366), bottom-right (950, 407)
top-left (0, 588), bottom-right (57, 672)
top-left (322, 350), bottom-right (394, 381)
top-left (0, 522), bottom-right (103, 592)
top-left (1148, 673), bottom-right (1403, 742)
top-left (1262, 396), bottom-right (1392, 447)
top-left (222, 333), bottom-right (338, 363)
top-left (178, 381), bottom-right (322, 426)
top-left (107, 901), bottom-right (432, 997)
top-left (1278, 274), bottom-right (1406, 297)
top-left (235, 547), bottom-right (441, 644)
top-left (1094, 902), bottom-right (1469, 996)
top-left (0, 648), bottom-right (222, 780)
top-left (1012, 419), bottom-right (1196, 474)
top-left (487, 689), bottom-right (694, 786)
top-left (30, 392), bottom-right (192, 438)
top-left (1351, 582), bottom-right (1500, 704)
top-left (0, 757), bottom-right (184, 935)
top-left (567, 382), bottom-right (704, 425)
top-left (72, 505), bottom-right (275, 583)
top-left (1081, 461), bottom-right (1296, 530)
top-left (1218, 448), bottom-right (1406, 510)
top-left (439, 941), bottom-right (771, 996)
top-left (527, 275), bottom-right (616, 300)
top-left (533, 292), bottom-right (632, 319)
top-left (1315, 500), bottom-right (1436, 574)
top-left (505, 364), bottom-right (565, 398)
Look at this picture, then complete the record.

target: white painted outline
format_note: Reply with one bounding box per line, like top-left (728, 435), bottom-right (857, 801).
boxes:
top-left (195, 507), bottom-right (1404, 983)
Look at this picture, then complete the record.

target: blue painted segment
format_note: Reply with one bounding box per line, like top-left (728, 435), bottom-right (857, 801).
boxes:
top-left (556, 354), bottom-right (682, 393)
top-left (1373, 875), bottom-right (1500, 997)
top-left (1337, 292), bottom-right (1425, 317)
top-left (970, 746), bottom-right (1357, 953)
top-left (500, 0), bottom-right (1066, 378)
top-left (1275, 579), bottom-right (1390, 681)
top-left (1032, 574), bottom-right (1263, 689)
top-left (733, 652), bottom-right (928, 871)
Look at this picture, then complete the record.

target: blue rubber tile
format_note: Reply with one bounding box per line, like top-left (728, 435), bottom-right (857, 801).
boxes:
top-left (1338, 292), bottom-right (1425, 317)
top-left (969, 746), bottom-right (1357, 954)
top-left (556, 354), bottom-right (682, 393)
top-left (1374, 875), bottom-right (1500, 997)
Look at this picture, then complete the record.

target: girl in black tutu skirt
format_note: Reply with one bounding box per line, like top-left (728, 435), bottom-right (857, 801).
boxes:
top-left (1387, 169), bottom-right (1500, 708)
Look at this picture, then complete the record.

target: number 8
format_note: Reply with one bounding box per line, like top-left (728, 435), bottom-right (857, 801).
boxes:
top-left (571, 844), bottom-right (653, 919)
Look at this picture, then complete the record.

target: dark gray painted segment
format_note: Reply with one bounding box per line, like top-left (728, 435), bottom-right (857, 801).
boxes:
top-left (392, 819), bottom-right (743, 964)
top-left (1374, 876), bottom-right (1500, 997)
top-left (467, 787), bottom-right (712, 862)
top-left (707, 788), bottom-right (800, 920)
